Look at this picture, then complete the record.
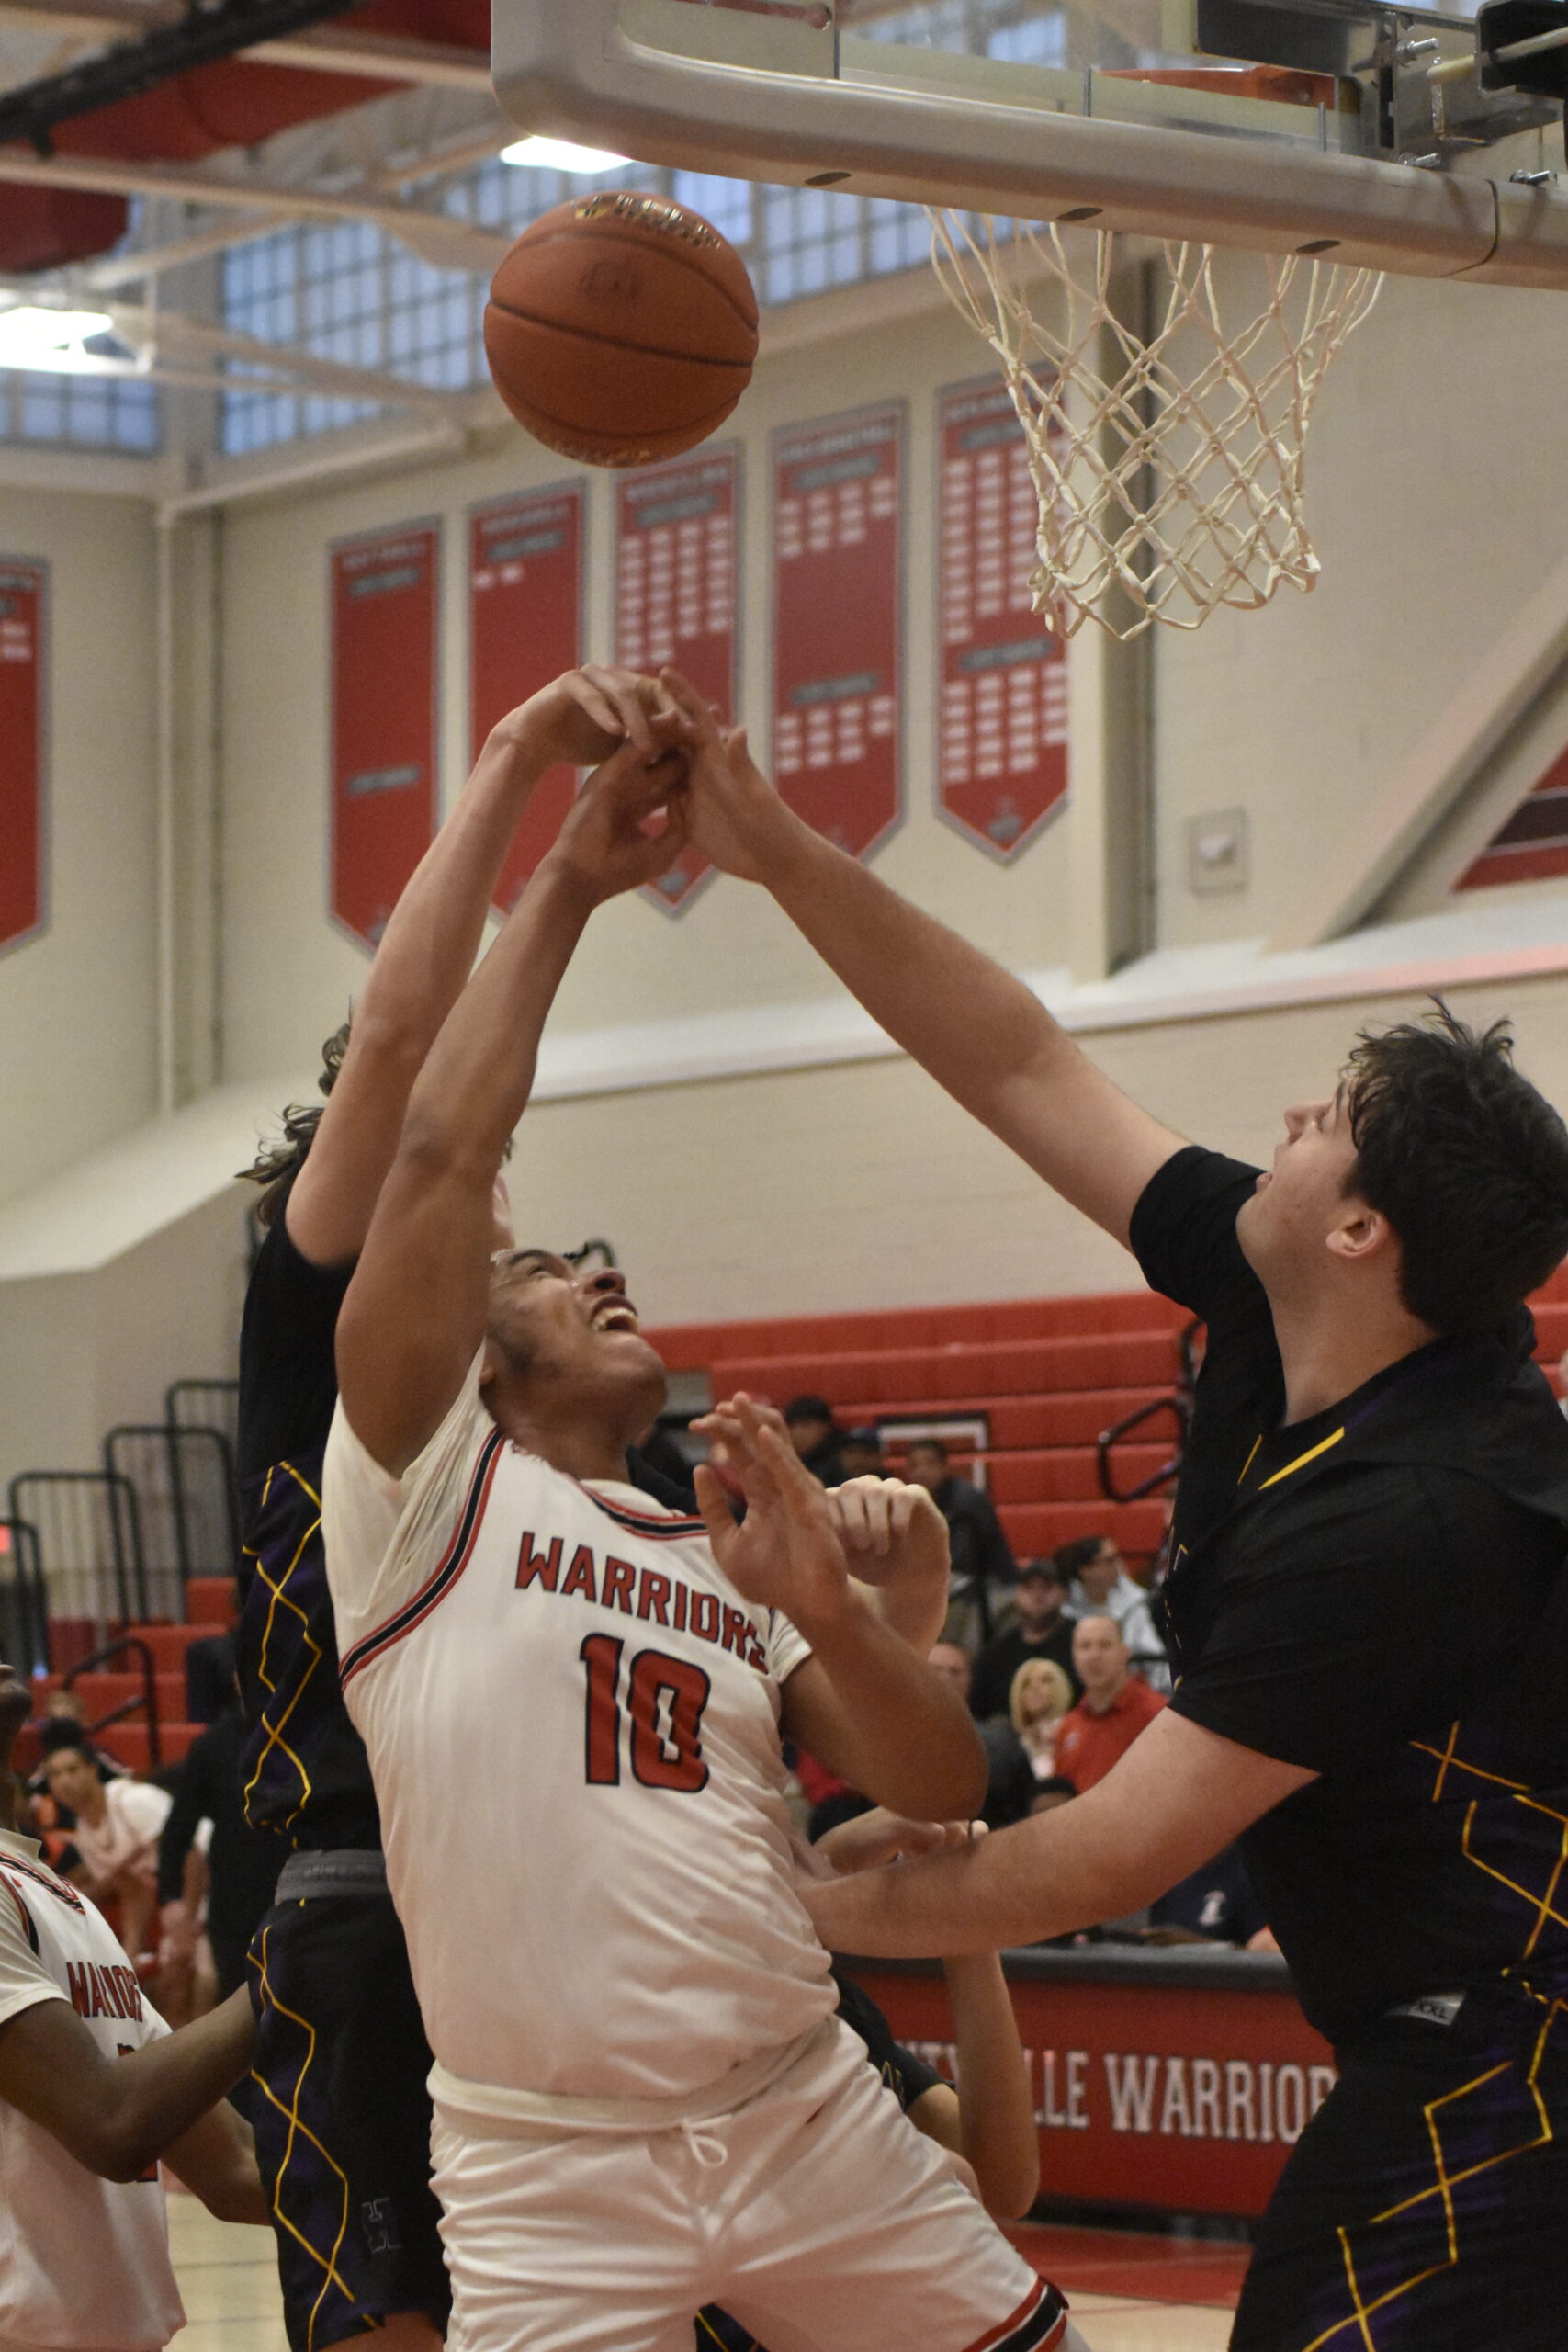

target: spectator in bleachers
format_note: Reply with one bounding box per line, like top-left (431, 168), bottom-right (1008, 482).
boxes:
top-left (184, 1627), bottom-right (239, 1727)
top-left (1145, 1842), bottom-right (1271, 1948)
top-left (839, 1426), bottom-right (886, 1480)
top-left (927, 1645), bottom-right (1039, 1830)
top-left (1010, 1658), bottom-right (1076, 1785)
top-left (968, 1555), bottom-right (1081, 1720)
top-left (1053, 1616), bottom-right (1166, 1794)
top-left (27, 1702), bottom-right (124, 1818)
top-left (783, 1395), bottom-right (847, 1487)
top-left (42, 1738), bottom-right (171, 1968)
top-left (1059, 1532), bottom-right (1171, 1692)
top-left (905, 1439), bottom-right (1015, 1645)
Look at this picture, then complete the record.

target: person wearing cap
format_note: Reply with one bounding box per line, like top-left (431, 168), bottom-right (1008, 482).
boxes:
top-left (968, 1556), bottom-right (1081, 1721)
top-left (783, 1394), bottom-right (847, 1487)
top-left (838, 1427), bottom-right (886, 1481)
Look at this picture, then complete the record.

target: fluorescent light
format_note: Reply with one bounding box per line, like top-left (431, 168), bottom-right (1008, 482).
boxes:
top-left (500, 135), bottom-right (632, 174)
top-left (0, 305), bottom-right (115, 371)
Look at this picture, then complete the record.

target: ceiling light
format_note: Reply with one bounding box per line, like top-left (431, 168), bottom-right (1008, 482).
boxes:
top-left (0, 305), bottom-right (115, 371)
top-left (500, 135), bottom-right (632, 174)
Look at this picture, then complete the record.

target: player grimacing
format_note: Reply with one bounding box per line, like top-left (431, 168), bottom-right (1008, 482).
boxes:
top-left (664, 673), bottom-right (1568, 2352)
top-left (236, 667), bottom-right (683, 2352)
top-left (321, 739), bottom-right (1087, 2352)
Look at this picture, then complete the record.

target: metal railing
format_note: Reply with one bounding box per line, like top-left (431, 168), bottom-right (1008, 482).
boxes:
top-left (0, 1519), bottom-right (48, 1675)
top-left (104, 1423), bottom-right (242, 1622)
top-left (62, 1633), bottom-right (161, 1767)
top-left (6, 1470), bottom-right (147, 1633)
top-left (1095, 1320), bottom-right (1202, 1505)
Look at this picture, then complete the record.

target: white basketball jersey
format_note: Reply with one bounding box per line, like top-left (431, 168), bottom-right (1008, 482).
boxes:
top-left (323, 1359), bottom-right (837, 2113)
top-left (0, 1828), bottom-right (184, 2352)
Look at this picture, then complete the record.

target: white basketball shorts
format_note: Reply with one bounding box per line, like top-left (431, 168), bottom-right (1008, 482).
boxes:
top-left (430, 2018), bottom-right (1070, 2352)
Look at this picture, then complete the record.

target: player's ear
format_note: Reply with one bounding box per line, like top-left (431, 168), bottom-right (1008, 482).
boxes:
top-left (1325, 1198), bottom-right (1392, 1267)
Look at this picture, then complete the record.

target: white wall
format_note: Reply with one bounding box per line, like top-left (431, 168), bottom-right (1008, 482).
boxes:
top-left (1152, 265), bottom-right (1568, 949)
top-left (0, 490), bottom-right (159, 1205)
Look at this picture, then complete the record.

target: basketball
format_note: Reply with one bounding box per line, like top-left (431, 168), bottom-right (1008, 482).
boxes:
top-left (483, 190), bottom-right (760, 469)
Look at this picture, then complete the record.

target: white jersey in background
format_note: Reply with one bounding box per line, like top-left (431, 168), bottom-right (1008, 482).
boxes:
top-left (0, 1827), bottom-right (184, 2352)
top-left (322, 1356), bottom-right (837, 2116)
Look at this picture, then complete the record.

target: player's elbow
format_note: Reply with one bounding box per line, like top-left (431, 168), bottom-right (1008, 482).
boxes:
top-left (974, 2138), bottom-right (1042, 2222)
top-left (74, 2109), bottom-right (157, 2183)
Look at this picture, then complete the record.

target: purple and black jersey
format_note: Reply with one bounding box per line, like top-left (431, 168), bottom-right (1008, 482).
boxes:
top-left (236, 1197), bottom-right (380, 1850)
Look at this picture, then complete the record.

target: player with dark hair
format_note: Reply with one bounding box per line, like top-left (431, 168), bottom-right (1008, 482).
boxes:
top-left (670, 678), bottom-right (1568, 2350)
top-left (233, 665), bottom-right (682, 2352)
top-left (320, 738), bottom-right (1083, 2352)
top-left (0, 1654), bottom-right (265, 2352)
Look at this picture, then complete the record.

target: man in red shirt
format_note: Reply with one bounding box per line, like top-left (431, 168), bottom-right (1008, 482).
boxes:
top-left (1054, 1616), bottom-right (1165, 1793)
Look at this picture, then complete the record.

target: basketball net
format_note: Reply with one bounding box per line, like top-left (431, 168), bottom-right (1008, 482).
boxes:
top-left (928, 211), bottom-right (1382, 639)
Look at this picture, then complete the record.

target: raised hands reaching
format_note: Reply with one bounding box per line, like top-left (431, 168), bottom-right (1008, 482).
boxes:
top-left (691, 1393), bottom-right (854, 1640)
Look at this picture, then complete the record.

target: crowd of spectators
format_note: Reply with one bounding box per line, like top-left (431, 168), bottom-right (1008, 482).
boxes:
top-left (764, 1392), bottom-right (1280, 1947)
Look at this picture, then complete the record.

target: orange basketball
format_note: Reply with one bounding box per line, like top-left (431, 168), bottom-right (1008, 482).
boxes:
top-left (483, 190), bottom-right (760, 469)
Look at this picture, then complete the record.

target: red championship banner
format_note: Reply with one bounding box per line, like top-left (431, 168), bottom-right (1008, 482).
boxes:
top-left (331, 524), bottom-right (439, 950)
top-left (1457, 736), bottom-right (1568, 890)
top-left (615, 447), bottom-right (740, 912)
top-left (772, 404), bottom-right (902, 860)
top-left (849, 1958), bottom-right (1336, 2220)
top-left (937, 380), bottom-right (1066, 859)
top-left (0, 560), bottom-right (45, 953)
top-left (470, 484), bottom-right (585, 915)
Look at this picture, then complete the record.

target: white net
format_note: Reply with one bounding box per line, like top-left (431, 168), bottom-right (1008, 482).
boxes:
top-left (928, 211), bottom-right (1382, 639)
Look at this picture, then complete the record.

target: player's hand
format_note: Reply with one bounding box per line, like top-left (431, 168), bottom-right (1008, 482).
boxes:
top-left (813, 1808), bottom-right (979, 1877)
top-left (658, 667), bottom-right (805, 883)
top-left (693, 1393), bottom-right (855, 1638)
top-left (828, 1476), bottom-right (951, 1593)
top-left (543, 731), bottom-right (692, 905)
top-left (158, 1900), bottom-right (197, 1962)
top-left (500, 664), bottom-right (682, 771)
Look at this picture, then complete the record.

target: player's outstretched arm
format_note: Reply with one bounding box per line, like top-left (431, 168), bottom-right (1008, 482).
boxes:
top-left (664, 673), bottom-right (1180, 1250)
top-left (336, 729), bottom-right (691, 1477)
top-left (288, 665), bottom-right (672, 1269)
top-left (162, 2097), bottom-right (269, 2224)
top-left (694, 1396), bottom-right (987, 1822)
top-left (800, 1708), bottom-right (1314, 1959)
top-left (0, 1984), bottom-right (256, 2187)
top-left (916, 1948), bottom-right (1041, 2221)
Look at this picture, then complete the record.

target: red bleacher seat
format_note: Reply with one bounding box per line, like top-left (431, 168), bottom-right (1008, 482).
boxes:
top-left (649, 1290), bottom-right (1187, 1373)
top-left (183, 1577), bottom-right (239, 1627)
top-left (711, 1329), bottom-right (1183, 1412)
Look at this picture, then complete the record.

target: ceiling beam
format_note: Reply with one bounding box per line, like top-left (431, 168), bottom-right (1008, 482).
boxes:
top-left (0, 144), bottom-right (513, 271)
top-left (0, 0), bottom-right (491, 85)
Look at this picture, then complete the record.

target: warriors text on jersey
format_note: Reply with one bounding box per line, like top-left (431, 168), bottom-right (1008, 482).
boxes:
top-left (322, 1355), bottom-right (837, 2111)
top-left (0, 1826), bottom-right (184, 2351)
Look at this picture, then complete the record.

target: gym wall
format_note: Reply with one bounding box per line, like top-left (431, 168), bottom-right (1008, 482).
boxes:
top-left (0, 489), bottom-right (159, 1204)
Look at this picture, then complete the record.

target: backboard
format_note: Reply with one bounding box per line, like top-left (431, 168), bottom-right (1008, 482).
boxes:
top-left (492, 0), bottom-right (1568, 283)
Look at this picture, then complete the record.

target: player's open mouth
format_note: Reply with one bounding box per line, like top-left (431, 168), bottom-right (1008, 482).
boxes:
top-left (592, 1301), bottom-right (640, 1334)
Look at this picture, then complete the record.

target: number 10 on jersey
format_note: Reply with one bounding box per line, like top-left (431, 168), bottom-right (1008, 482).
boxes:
top-left (581, 1634), bottom-right (712, 1792)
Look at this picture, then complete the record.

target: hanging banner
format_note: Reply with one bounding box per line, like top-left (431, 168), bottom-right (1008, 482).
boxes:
top-left (1457, 739), bottom-right (1568, 890)
top-left (0, 560), bottom-right (45, 954)
top-left (615, 447), bottom-right (740, 912)
top-left (936, 379), bottom-right (1067, 859)
top-left (850, 1955), bottom-right (1336, 2220)
top-left (331, 523), bottom-right (439, 950)
top-left (470, 484), bottom-right (586, 915)
top-left (772, 404), bottom-right (902, 861)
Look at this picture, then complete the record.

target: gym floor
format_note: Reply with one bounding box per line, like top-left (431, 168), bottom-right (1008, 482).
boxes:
top-left (167, 2197), bottom-right (1241, 2351)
